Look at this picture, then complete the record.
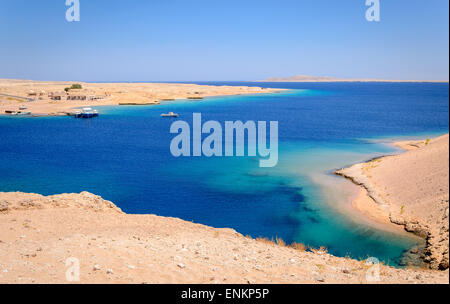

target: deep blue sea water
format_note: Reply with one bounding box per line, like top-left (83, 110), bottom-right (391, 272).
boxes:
top-left (0, 82), bottom-right (448, 265)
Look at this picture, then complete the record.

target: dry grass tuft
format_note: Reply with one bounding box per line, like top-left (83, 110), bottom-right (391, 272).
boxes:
top-left (289, 242), bottom-right (307, 252)
top-left (255, 237), bottom-right (307, 253)
top-left (275, 236), bottom-right (286, 247)
top-left (256, 237), bottom-right (275, 245)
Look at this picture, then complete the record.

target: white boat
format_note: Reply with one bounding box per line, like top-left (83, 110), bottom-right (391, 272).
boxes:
top-left (17, 111), bottom-right (31, 116)
top-left (160, 112), bottom-right (179, 118)
top-left (77, 107), bottom-right (99, 118)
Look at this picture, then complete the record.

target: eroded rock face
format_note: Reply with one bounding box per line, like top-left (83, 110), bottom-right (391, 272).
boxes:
top-left (429, 203), bottom-right (449, 270)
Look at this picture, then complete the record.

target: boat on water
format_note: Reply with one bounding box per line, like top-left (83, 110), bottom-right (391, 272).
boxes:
top-left (17, 111), bottom-right (31, 116)
top-left (160, 112), bottom-right (179, 118)
top-left (4, 110), bottom-right (30, 116)
top-left (74, 108), bottom-right (99, 118)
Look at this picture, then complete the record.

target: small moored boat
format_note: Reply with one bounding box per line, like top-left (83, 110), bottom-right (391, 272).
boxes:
top-left (77, 108), bottom-right (99, 118)
top-left (160, 112), bottom-right (179, 118)
top-left (17, 111), bottom-right (31, 116)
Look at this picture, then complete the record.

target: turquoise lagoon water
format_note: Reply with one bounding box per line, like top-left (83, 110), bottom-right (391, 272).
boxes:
top-left (0, 82), bottom-right (448, 266)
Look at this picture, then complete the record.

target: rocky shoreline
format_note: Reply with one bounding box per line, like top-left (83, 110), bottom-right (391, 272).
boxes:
top-left (335, 134), bottom-right (449, 270)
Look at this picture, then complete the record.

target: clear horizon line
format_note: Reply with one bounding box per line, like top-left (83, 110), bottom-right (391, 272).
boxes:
top-left (1, 78), bottom-right (449, 83)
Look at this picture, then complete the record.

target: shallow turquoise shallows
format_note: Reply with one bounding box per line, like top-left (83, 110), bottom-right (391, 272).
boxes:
top-left (0, 82), bottom-right (448, 266)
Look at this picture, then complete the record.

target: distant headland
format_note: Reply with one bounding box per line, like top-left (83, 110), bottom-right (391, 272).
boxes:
top-left (258, 75), bottom-right (449, 83)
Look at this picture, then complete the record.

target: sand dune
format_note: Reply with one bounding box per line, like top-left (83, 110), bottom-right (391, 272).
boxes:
top-left (336, 134), bottom-right (449, 270)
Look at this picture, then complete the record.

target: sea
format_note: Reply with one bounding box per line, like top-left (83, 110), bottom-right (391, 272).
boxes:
top-left (0, 82), bottom-right (448, 266)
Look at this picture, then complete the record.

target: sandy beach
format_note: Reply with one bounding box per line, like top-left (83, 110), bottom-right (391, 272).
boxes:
top-left (336, 134), bottom-right (449, 270)
top-left (0, 79), bottom-right (284, 116)
top-left (0, 191), bottom-right (448, 284)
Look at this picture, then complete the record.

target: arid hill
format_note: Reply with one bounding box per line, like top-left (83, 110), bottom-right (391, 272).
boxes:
top-left (0, 191), bottom-right (448, 284)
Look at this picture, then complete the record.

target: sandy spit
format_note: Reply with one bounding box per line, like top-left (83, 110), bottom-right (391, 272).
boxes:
top-left (336, 134), bottom-right (449, 270)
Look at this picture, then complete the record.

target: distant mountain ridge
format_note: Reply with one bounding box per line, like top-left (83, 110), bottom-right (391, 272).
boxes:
top-left (258, 75), bottom-right (449, 83)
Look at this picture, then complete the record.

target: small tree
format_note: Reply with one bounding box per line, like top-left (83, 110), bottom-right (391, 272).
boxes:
top-left (70, 84), bottom-right (82, 90)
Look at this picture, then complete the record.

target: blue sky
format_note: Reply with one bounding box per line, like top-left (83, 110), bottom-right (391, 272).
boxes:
top-left (0, 0), bottom-right (448, 81)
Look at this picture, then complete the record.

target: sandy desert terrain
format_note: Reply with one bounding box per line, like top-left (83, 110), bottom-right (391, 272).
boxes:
top-left (0, 79), bottom-right (284, 116)
top-left (0, 191), bottom-right (448, 284)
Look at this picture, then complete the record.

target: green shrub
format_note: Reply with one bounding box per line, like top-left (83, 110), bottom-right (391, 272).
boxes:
top-left (64, 84), bottom-right (83, 92)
